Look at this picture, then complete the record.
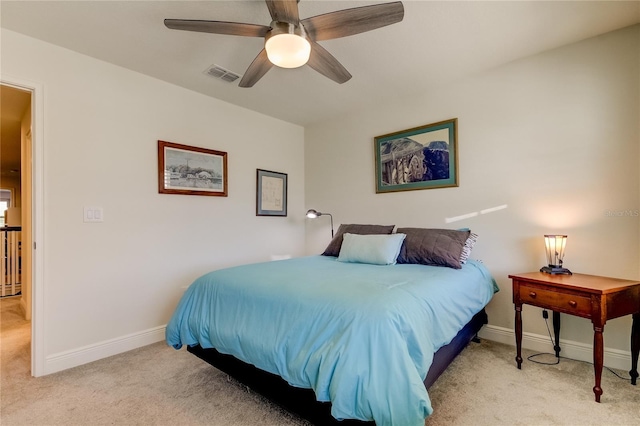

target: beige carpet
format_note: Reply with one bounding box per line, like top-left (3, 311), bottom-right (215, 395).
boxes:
top-left (1, 296), bottom-right (639, 425)
top-left (426, 339), bottom-right (640, 425)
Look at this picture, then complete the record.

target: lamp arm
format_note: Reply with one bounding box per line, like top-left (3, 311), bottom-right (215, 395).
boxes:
top-left (326, 213), bottom-right (334, 238)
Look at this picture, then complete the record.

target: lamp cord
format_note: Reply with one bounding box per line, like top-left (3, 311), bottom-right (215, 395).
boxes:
top-left (526, 314), bottom-right (630, 381)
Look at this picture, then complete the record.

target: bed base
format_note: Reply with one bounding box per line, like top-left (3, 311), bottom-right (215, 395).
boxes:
top-left (187, 308), bottom-right (488, 425)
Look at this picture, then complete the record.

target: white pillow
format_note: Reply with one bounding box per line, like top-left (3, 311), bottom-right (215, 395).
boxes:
top-left (337, 233), bottom-right (406, 265)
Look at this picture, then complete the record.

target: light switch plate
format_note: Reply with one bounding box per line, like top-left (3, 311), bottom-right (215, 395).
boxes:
top-left (84, 206), bottom-right (104, 223)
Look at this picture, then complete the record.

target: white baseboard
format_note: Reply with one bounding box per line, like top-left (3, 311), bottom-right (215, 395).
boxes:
top-left (39, 323), bottom-right (636, 375)
top-left (45, 325), bottom-right (166, 375)
top-left (19, 297), bottom-right (27, 316)
top-left (478, 324), bottom-right (632, 372)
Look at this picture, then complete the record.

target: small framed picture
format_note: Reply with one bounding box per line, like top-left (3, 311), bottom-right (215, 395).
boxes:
top-left (158, 140), bottom-right (228, 197)
top-left (256, 169), bottom-right (287, 216)
top-left (374, 118), bottom-right (458, 193)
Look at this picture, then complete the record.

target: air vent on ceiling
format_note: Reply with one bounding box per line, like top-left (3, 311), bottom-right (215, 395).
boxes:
top-left (204, 64), bottom-right (241, 83)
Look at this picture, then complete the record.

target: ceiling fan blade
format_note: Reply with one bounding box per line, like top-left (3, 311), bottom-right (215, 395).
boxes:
top-left (265, 0), bottom-right (300, 24)
top-left (239, 49), bottom-right (274, 88)
top-left (307, 42), bottom-right (352, 84)
top-left (302, 1), bottom-right (404, 41)
top-left (164, 19), bottom-right (270, 38)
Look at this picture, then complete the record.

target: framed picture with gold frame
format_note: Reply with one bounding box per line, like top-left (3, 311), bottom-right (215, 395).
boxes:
top-left (374, 118), bottom-right (458, 193)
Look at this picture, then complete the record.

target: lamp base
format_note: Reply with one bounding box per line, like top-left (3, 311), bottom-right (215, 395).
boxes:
top-left (540, 266), bottom-right (572, 275)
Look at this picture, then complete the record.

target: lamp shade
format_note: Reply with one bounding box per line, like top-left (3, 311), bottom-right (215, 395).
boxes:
top-left (544, 235), bottom-right (567, 267)
top-left (265, 33), bottom-right (311, 68)
top-left (541, 234), bottom-right (571, 275)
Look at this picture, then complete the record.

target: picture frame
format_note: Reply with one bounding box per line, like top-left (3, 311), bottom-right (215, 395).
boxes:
top-left (374, 118), bottom-right (458, 193)
top-left (256, 169), bottom-right (288, 217)
top-left (158, 140), bottom-right (228, 197)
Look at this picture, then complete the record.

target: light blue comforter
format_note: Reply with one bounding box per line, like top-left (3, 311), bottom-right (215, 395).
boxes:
top-left (166, 256), bottom-right (497, 426)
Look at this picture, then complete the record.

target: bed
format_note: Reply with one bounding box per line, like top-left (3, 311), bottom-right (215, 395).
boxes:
top-left (166, 226), bottom-right (497, 425)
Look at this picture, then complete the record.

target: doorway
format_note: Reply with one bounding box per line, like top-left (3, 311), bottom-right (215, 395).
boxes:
top-left (0, 81), bottom-right (37, 376)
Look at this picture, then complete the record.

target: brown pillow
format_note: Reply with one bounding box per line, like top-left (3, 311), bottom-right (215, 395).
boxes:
top-left (396, 228), bottom-right (470, 269)
top-left (322, 224), bottom-right (395, 257)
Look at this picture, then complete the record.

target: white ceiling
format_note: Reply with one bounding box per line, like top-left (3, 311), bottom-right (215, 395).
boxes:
top-left (1, 1), bottom-right (639, 126)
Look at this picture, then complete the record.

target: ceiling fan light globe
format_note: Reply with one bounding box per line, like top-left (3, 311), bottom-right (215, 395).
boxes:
top-left (265, 33), bottom-right (310, 68)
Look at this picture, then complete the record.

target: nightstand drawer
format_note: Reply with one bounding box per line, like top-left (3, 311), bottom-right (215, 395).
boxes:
top-left (519, 284), bottom-right (591, 316)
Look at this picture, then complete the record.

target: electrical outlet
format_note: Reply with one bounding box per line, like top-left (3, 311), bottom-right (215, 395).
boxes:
top-left (542, 309), bottom-right (549, 319)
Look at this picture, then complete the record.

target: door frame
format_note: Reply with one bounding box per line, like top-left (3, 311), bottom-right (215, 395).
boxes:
top-left (1, 75), bottom-right (45, 377)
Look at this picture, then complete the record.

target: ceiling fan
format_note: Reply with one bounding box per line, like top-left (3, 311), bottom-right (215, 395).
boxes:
top-left (165, 0), bottom-right (404, 88)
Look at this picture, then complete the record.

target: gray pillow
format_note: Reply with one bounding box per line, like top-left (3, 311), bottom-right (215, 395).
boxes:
top-left (322, 224), bottom-right (395, 257)
top-left (396, 228), bottom-right (470, 269)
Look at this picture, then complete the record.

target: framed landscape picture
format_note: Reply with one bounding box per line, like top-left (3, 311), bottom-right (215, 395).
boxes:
top-left (158, 140), bottom-right (228, 196)
top-left (256, 169), bottom-right (287, 216)
top-left (374, 118), bottom-right (458, 193)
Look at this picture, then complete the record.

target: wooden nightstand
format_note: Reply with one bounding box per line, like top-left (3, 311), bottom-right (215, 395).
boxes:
top-left (509, 272), bottom-right (640, 402)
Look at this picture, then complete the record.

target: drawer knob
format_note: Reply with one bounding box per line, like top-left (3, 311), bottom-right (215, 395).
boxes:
top-left (529, 291), bottom-right (537, 298)
top-left (568, 300), bottom-right (577, 308)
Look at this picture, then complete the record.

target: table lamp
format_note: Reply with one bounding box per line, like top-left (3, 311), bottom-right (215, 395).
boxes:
top-left (540, 234), bottom-right (572, 275)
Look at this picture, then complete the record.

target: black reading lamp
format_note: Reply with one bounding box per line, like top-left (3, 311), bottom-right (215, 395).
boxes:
top-left (540, 234), bottom-right (572, 275)
top-left (306, 209), bottom-right (334, 238)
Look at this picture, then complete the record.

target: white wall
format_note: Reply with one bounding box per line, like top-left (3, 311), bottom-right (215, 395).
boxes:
top-left (2, 23), bottom-right (638, 374)
top-left (1, 29), bottom-right (305, 374)
top-left (305, 25), bottom-right (640, 361)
